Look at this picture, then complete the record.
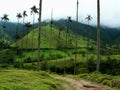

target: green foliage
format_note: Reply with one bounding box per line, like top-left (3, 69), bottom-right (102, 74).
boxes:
top-left (100, 58), bottom-right (120, 75)
top-left (0, 49), bottom-right (15, 65)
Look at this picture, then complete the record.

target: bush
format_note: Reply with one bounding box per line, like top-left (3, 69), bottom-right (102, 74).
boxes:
top-left (77, 68), bottom-right (89, 74)
top-left (100, 58), bottom-right (120, 75)
top-left (86, 57), bottom-right (96, 72)
top-left (14, 61), bottom-right (23, 68)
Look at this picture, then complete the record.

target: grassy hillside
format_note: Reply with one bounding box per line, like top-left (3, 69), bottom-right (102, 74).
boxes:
top-left (0, 68), bottom-right (64, 90)
top-left (13, 24), bottom-right (90, 49)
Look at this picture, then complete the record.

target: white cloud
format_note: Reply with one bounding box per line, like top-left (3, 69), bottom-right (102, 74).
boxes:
top-left (0, 0), bottom-right (120, 27)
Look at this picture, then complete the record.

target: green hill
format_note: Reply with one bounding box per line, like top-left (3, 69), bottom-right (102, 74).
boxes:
top-left (14, 24), bottom-right (90, 49)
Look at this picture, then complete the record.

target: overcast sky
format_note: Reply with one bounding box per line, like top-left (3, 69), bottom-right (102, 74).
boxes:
top-left (0, 0), bottom-right (120, 27)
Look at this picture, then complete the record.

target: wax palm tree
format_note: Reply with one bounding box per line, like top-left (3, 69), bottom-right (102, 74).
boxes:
top-left (0, 14), bottom-right (9, 63)
top-left (49, 9), bottom-right (53, 70)
top-left (38, 0), bottom-right (42, 71)
top-left (1, 14), bottom-right (9, 45)
top-left (97, 0), bottom-right (100, 72)
top-left (24, 22), bottom-right (32, 52)
top-left (16, 13), bottom-right (22, 54)
top-left (30, 5), bottom-right (38, 60)
top-left (22, 11), bottom-right (28, 50)
top-left (74, 0), bottom-right (79, 75)
top-left (85, 14), bottom-right (92, 61)
top-left (64, 16), bottom-right (72, 74)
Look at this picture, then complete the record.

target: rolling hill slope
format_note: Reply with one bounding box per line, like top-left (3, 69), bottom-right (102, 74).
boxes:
top-left (14, 24), bottom-right (91, 49)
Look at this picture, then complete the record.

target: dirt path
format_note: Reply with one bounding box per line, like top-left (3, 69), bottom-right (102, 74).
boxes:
top-left (54, 76), bottom-right (110, 90)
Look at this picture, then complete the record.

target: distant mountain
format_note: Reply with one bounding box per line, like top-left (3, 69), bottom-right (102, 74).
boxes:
top-left (53, 19), bottom-right (120, 44)
top-left (0, 25), bottom-right (13, 44)
top-left (1, 19), bottom-right (120, 45)
top-left (0, 21), bottom-right (38, 43)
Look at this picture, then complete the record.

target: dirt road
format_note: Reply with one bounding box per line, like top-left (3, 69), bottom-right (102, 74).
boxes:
top-left (54, 76), bottom-right (110, 90)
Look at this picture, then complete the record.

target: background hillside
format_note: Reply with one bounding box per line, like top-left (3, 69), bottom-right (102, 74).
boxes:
top-left (1, 20), bottom-right (120, 45)
top-left (53, 19), bottom-right (120, 44)
top-left (14, 24), bottom-right (88, 49)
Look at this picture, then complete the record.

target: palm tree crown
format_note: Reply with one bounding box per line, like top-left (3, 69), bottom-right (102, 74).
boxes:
top-left (85, 15), bottom-right (92, 22)
top-left (25, 22), bottom-right (32, 29)
top-left (23, 11), bottom-right (28, 18)
top-left (1, 14), bottom-right (9, 22)
top-left (16, 13), bottom-right (22, 19)
top-left (66, 16), bottom-right (72, 23)
top-left (30, 5), bottom-right (39, 14)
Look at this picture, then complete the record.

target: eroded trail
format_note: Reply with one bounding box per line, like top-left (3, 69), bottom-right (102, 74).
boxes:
top-left (54, 76), bottom-right (110, 90)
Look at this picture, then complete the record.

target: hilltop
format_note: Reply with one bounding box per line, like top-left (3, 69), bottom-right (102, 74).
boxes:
top-left (14, 24), bottom-right (89, 49)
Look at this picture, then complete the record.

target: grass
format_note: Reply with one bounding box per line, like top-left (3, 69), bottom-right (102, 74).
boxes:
top-left (76, 73), bottom-right (120, 89)
top-left (0, 68), bottom-right (64, 90)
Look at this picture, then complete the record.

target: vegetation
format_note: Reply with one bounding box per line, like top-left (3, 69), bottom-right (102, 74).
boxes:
top-left (77, 73), bottom-right (120, 89)
top-left (0, 0), bottom-right (120, 89)
top-left (0, 69), bottom-right (63, 90)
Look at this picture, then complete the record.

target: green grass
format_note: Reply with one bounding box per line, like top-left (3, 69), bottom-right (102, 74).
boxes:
top-left (0, 68), bottom-right (64, 90)
top-left (76, 73), bottom-right (120, 89)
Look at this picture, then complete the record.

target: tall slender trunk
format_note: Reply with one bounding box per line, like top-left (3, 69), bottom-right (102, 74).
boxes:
top-left (26, 29), bottom-right (29, 52)
top-left (22, 17), bottom-right (25, 52)
top-left (1, 22), bottom-right (5, 63)
top-left (86, 21), bottom-right (89, 61)
top-left (49, 9), bottom-right (53, 71)
top-left (97, 0), bottom-right (100, 73)
top-left (16, 19), bottom-right (19, 54)
top-left (74, 0), bottom-right (79, 75)
top-left (32, 13), bottom-right (35, 60)
top-left (64, 27), bottom-right (68, 74)
top-left (38, 0), bottom-right (42, 71)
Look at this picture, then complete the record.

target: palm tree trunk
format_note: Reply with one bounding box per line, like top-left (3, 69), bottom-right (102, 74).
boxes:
top-left (38, 0), bottom-right (42, 71)
top-left (32, 13), bottom-right (35, 60)
top-left (1, 22), bottom-right (5, 63)
top-left (86, 21), bottom-right (89, 61)
top-left (64, 28), bottom-right (68, 74)
top-left (49, 9), bottom-right (53, 71)
top-left (97, 0), bottom-right (100, 73)
top-left (26, 30), bottom-right (28, 52)
top-left (22, 18), bottom-right (25, 52)
top-left (74, 0), bottom-right (79, 75)
top-left (16, 19), bottom-right (19, 55)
